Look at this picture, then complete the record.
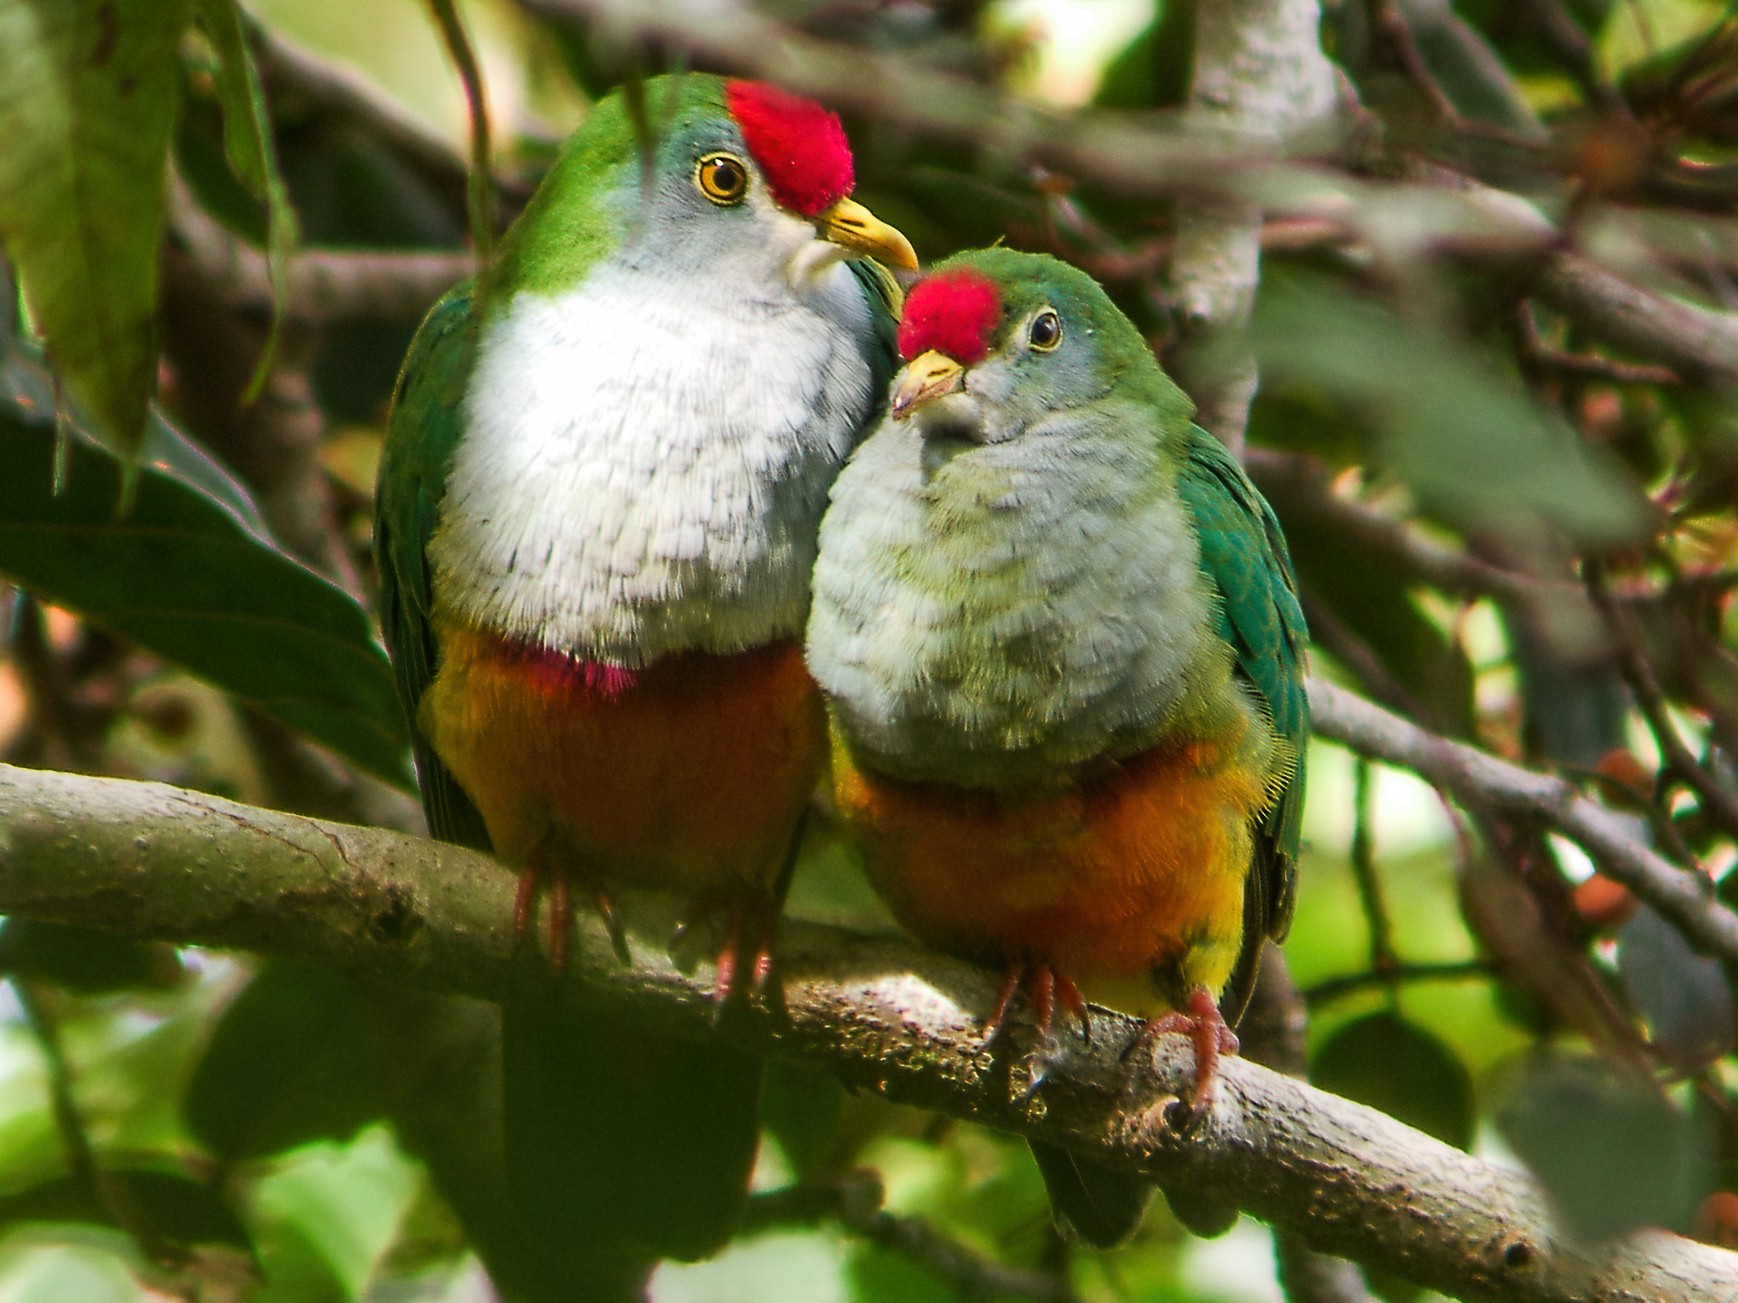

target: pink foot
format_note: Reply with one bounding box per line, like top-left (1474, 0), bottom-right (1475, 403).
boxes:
top-left (1123, 987), bottom-right (1239, 1121)
top-left (513, 855), bottom-right (629, 972)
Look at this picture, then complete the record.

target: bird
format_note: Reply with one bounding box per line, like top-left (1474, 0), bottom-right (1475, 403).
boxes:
top-left (375, 72), bottom-right (914, 1299)
top-left (805, 247), bottom-right (1306, 1247)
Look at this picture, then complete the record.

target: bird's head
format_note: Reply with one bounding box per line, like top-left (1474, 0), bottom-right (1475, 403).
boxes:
top-left (491, 74), bottom-right (915, 297)
top-left (889, 248), bottom-right (1186, 447)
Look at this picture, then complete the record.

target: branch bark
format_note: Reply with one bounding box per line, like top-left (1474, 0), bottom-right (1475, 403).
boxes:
top-left (1169, 0), bottom-right (1339, 452)
top-left (0, 762), bottom-right (1734, 1303)
top-left (1307, 676), bottom-right (1738, 966)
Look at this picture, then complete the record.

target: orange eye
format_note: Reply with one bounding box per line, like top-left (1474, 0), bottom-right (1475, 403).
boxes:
top-left (696, 152), bottom-right (750, 205)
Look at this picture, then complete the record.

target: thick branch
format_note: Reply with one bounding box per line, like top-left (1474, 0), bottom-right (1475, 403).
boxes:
top-left (1169, 0), bottom-right (1338, 452)
top-left (1307, 677), bottom-right (1738, 966)
top-left (0, 763), bottom-right (1733, 1302)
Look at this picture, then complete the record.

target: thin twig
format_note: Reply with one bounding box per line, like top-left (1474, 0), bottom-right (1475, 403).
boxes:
top-left (1303, 960), bottom-right (1493, 1009)
top-left (1586, 563), bottom-right (1738, 843)
top-left (423, 0), bottom-right (496, 269)
top-left (1348, 760), bottom-right (1397, 976)
top-left (1309, 677), bottom-right (1738, 967)
top-left (747, 1176), bottom-right (1080, 1303)
top-left (12, 980), bottom-right (169, 1264)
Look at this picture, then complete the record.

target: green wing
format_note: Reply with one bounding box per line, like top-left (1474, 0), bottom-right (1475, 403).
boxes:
top-left (1176, 426), bottom-right (1308, 1016)
top-left (374, 286), bottom-right (491, 852)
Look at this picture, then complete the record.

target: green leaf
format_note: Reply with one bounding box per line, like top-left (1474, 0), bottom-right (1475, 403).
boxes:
top-left (1312, 1011), bottom-right (1476, 1150)
top-left (184, 962), bottom-right (381, 1164)
top-left (249, 1127), bottom-right (420, 1301)
top-left (1498, 1053), bottom-right (1711, 1240)
top-left (846, 1243), bottom-right (955, 1303)
top-left (0, 0), bottom-right (193, 456)
top-left (190, 0), bottom-right (299, 401)
top-left (0, 1239), bottom-right (144, 1303)
top-left (1253, 280), bottom-right (1651, 547)
top-left (0, 340), bottom-right (413, 789)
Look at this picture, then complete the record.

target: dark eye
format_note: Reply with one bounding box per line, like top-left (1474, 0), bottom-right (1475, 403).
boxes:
top-left (696, 152), bottom-right (749, 205)
top-left (1029, 308), bottom-right (1063, 351)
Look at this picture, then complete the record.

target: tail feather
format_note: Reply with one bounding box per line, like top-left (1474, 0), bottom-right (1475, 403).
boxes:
top-left (1029, 1140), bottom-right (1152, 1248)
top-left (503, 1005), bottom-right (762, 1273)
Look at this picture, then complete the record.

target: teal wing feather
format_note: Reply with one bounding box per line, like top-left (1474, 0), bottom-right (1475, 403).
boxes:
top-left (374, 287), bottom-right (491, 853)
top-left (1176, 426), bottom-right (1309, 1018)
top-left (845, 255), bottom-right (902, 403)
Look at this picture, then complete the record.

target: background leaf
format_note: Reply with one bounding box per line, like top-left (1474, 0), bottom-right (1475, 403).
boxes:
top-left (184, 962), bottom-right (381, 1165)
top-left (1498, 1054), bottom-right (1711, 1241)
top-left (0, 338), bottom-right (412, 788)
top-left (1312, 1011), bottom-right (1477, 1150)
top-left (0, 0), bottom-right (193, 455)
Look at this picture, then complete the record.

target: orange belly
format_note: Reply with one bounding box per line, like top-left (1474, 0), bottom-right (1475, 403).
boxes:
top-left (831, 730), bottom-right (1270, 1015)
top-left (422, 621), bottom-right (825, 892)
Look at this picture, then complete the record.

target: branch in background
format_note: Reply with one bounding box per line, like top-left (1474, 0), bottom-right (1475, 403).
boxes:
top-left (501, 0), bottom-right (1738, 424)
top-left (513, 0), bottom-right (1328, 196)
top-left (746, 1176), bottom-right (1080, 1303)
top-left (1167, 0), bottom-right (1339, 452)
top-left (1585, 565), bottom-right (1738, 844)
top-left (1532, 248), bottom-right (1738, 389)
top-left (166, 185), bottom-right (472, 326)
top-left (1245, 449), bottom-right (1598, 618)
top-left (2, 763), bottom-right (1735, 1303)
top-left (160, 180), bottom-right (364, 596)
top-left (1302, 959), bottom-right (1492, 1009)
top-left (1307, 676), bottom-right (1738, 967)
top-left (247, 19), bottom-right (483, 213)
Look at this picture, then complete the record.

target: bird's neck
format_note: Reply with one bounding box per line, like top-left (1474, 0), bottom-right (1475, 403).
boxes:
top-left (427, 257), bottom-right (875, 667)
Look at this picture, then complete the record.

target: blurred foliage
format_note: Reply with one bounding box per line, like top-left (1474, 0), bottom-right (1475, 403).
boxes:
top-left (0, 0), bottom-right (1734, 1300)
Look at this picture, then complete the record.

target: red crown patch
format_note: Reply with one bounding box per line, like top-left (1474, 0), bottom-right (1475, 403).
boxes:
top-left (897, 269), bottom-right (1002, 364)
top-left (725, 81), bottom-right (853, 218)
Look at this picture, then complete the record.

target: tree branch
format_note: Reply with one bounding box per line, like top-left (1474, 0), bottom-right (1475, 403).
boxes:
top-left (1307, 676), bottom-right (1738, 967)
top-left (166, 185), bottom-right (472, 326)
top-left (1169, 0), bottom-right (1339, 452)
top-left (0, 762), bottom-right (1734, 1302)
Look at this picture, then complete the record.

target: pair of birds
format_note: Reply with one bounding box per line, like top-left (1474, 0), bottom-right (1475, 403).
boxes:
top-left (376, 73), bottom-right (1305, 1295)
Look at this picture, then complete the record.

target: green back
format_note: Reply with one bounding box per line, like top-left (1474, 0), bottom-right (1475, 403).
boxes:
top-left (374, 286), bottom-right (492, 852)
top-left (1176, 426), bottom-right (1308, 1018)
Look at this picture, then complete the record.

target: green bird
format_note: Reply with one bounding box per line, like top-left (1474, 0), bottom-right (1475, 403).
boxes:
top-left (806, 248), bottom-right (1306, 1246)
top-left (375, 74), bottom-right (913, 1298)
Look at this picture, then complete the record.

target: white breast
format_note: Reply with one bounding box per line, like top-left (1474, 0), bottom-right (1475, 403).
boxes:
top-left (428, 259), bottom-right (876, 665)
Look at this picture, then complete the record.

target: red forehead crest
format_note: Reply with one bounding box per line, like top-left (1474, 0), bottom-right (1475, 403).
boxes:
top-left (898, 269), bottom-right (1002, 364)
top-left (724, 81), bottom-right (853, 218)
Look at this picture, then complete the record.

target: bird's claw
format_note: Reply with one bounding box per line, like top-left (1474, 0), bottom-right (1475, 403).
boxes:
top-left (671, 884), bottom-right (783, 1017)
top-left (1122, 988), bottom-right (1238, 1124)
top-left (513, 854), bottom-right (630, 972)
top-left (981, 960), bottom-right (1095, 1055)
